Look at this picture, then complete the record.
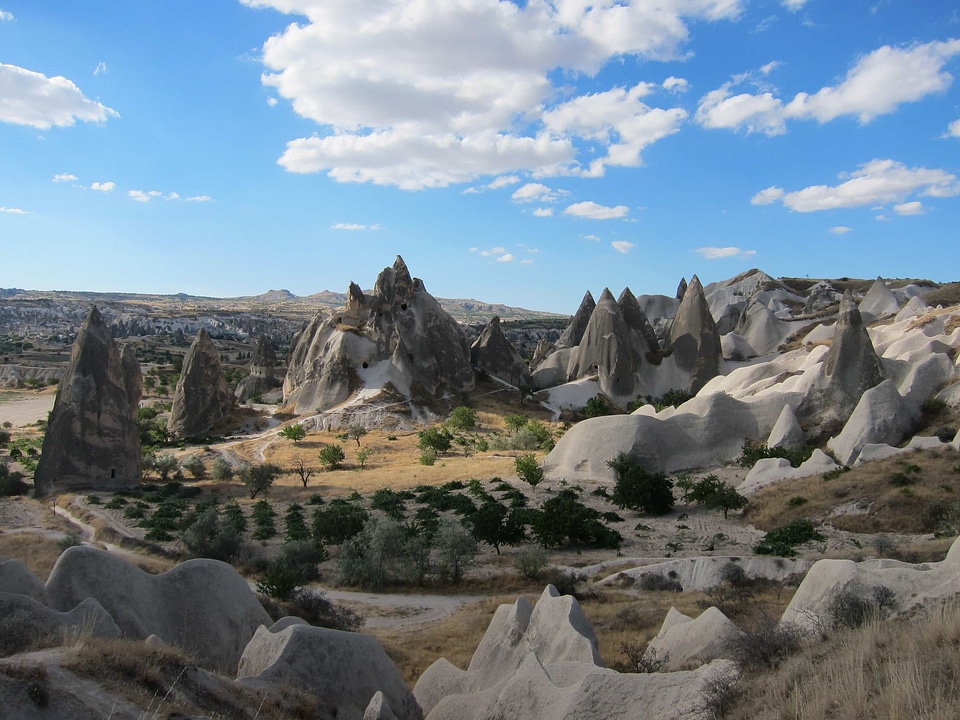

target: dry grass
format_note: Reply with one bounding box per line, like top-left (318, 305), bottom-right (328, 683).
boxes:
top-left (0, 533), bottom-right (63, 581)
top-left (728, 599), bottom-right (960, 720)
top-left (743, 448), bottom-right (960, 538)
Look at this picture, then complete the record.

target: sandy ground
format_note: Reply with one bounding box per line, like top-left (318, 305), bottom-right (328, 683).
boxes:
top-left (0, 391), bottom-right (56, 427)
top-left (319, 588), bottom-right (485, 630)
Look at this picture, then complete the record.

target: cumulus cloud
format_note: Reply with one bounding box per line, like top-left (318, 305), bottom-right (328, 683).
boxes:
top-left (53, 173), bottom-right (78, 183)
top-left (93, 62), bottom-right (107, 76)
top-left (697, 39), bottom-right (960, 135)
top-left (266, 97), bottom-right (278, 107)
top-left (563, 201), bottom-right (629, 220)
top-left (331, 222), bottom-right (380, 230)
top-left (532, 207), bottom-right (553, 217)
top-left (583, 234), bottom-right (601, 242)
top-left (0, 63), bottom-right (119, 129)
top-left (611, 241), bottom-right (634, 254)
top-left (829, 226), bottom-right (852, 234)
top-left (750, 186), bottom-right (784, 205)
top-left (782, 0), bottom-right (808, 10)
top-left (89, 181), bottom-right (115, 192)
top-left (696, 246), bottom-right (756, 259)
top-left (662, 76), bottom-right (689, 92)
top-left (944, 119), bottom-right (960, 138)
top-left (512, 182), bottom-right (561, 203)
top-left (0, 10), bottom-right (12, 21)
top-left (894, 201), bottom-right (924, 215)
top-left (243, 0), bottom-right (740, 189)
top-left (128, 190), bottom-right (163, 202)
top-left (496, 253), bottom-right (514, 262)
top-left (0, 206), bottom-right (29, 214)
top-left (488, 175), bottom-right (521, 190)
top-left (774, 159), bottom-right (959, 212)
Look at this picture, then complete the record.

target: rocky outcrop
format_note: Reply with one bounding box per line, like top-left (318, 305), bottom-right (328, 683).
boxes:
top-left (858, 276), bottom-right (900, 322)
top-left (167, 328), bottom-right (236, 438)
top-left (555, 291), bottom-right (596, 350)
top-left (618, 288), bottom-right (661, 360)
top-left (235, 334), bottom-right (281, 402)
top-left (567, 289), bottom-right (642, 401)
top-left (668, 275), bottom-right (722, 392)
top-left (644, 606), bottom-right (738, 671)
top-left (766, 404), bottom-right (805, 449)
top-left (42, 546), bottom-right (270, 673)
top-left (238, 623), bottom-right (422, 720)
top-left (120, 344), bottom-right (142, 415)
top-left (676, 277), bottom-right (687, 301)
top-left (470, 317), bottom-right (531, 388)
top-left (819, 292), bottom-right (884, 422)
top-left (34, 306), bottom-right (141, 497)
top-left (0, 592), bottom-right (120, 642)
top-left (415, 585), bottom-right (736, 720)
top-left (826, 380), bottom-right (914, 466)
top-left (283, 256), bottom-right (475, 414)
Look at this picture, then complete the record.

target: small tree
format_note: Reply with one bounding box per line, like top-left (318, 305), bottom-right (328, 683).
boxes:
top-left (607, 452), bottom-right (673, 515)
top-left (211, 457), bottom-right (234, 482)
top-left (251, 500), bottom-right (277, 541)
top-left (468, 500), bottom-right (526, 554)
top-left (181, 455), bottom-right (207, 480)
top-left (293, 458), bottom-right (314, 488)
top-left (447, 406), bottom-right (477, 431)
top-left (418, 427), bottom-right (452, 455)
top-left (285, 503), bottom-right (311, 543)
top-left (434, 518), bottom-right (478, 584)
top-left (318, 443), bottom-right (346, 471)
top-left (313, 500), bottom-right (369, 545)
top-left (356, 447), bottom-right (371, 468)
top-left (503, 414), bottom-right (528, 431)
top-left (278, 424), bottom-right (307, 444)
top-left (515, 453), bottom-right (544, 487)
top-left (241, 462), bottom-right (282, 499)
top-left (688, 475), bottom-right (748, 519)
top-left (347, 425), bottom-right (368, 448)
top-left (154, 453), bottom-right (178, 483)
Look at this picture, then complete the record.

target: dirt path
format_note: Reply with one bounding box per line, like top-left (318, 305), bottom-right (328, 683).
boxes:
top-left (318, 588), bottom-right (485, 630)
top-left (0, 392), bottom-right (55, 426)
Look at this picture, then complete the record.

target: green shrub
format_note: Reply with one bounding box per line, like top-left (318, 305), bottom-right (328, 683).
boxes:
top-left (312, 499), bottom-right (369, 545)
top-left (211, 457), bottom-right (234, 481)
top-left (447, 406), bottom-right (477, 430)
top-left (513, 544), bottom-right (548, 579)
top-left (419, 448), bottom-right (437, 466)
top-left (531, 489), bottom-right (622, 549)
top-left (737, 441), bottom-right (811, 469)
top-left (581, 395), bottom-right (613, 418)
top-left (754, 520), bottom-right (824, 556)
top-left (607, 453), bottom-right (673, 515)
top-left (515, 453), bottom-right (544, 487)
top-left (318, 443), bottom-right (346, 471)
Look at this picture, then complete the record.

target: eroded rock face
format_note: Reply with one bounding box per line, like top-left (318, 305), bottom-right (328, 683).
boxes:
top-left (284, 256), bottom-right (475, 414)
top-left (235, 334), bottom-right (280, 402)
top-left (167, 329), bottom-right (235, 438)
top-left (668, 275), bottom-right (722, 392)
top-left (120, 344), bottom-right (142, 416)
top-left (555, 291), bottom-right (596, 350)
top-left (34, 306), bottom-right (141, 496)
top-left (567, 289), bottom-right (641, 400)
top-left (470, 317), bottom-right (532, 388)
top-left (821, 292), bottom-right (884, 420)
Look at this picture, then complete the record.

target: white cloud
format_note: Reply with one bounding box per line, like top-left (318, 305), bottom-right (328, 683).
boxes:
top-left (488, 175), bottom-right (521, 190)
top-left (128, 190), bottom-right (163, 202)
top-left (782, 0), bottom-right (808, 10)
top-left (0, 10), bottom-right (13, 22)
top-left (759, 61), bottom-right (780, 76)
top-left (52, 173), bottom-right (78, 183)
top-left (829, 226), bottom-right (852, 234)
top-left (875, 214), bottom-right (891, 222)
top-left (696, 246), bottom-right (757, 259)
top-left (186, 195), bottom-right (214, 202)
top-left (750, 186), bottom-right (784, 205)
top-left (0, 206), bottom-right (29, 214)
top-left (563, 201), bottom-right (629, 220)
top-left (93, 62), bottom-right (107, 76)
top-left (777, 159), bottom-right (960, 212)
top-left (611, 240), bottom-right (634, 254)
top-left (491, 246), bottom-right (506, 254)
top-left (944, 119), bottom-right (960, 138)
top-left (894, 201), bottom-right (924, 215)
top-left (532, 207), bottom-right (553, 217)
top-left (166, 192), bottom-right (180, 200)
top-left (266, 97), bottom-right (278, 107)
top-left (496, 253), bottom-right (514, 263)
top-left (520, 258), bottom-right (534, 265)
top-left (583, 234), bottom-right (601, 242)
top-left (244, 0), bottom-right (742, 189)
top-left (512, 182), bottom-right (560, 203)
top-left (0, 63), bottom-right (119, 129)
top-left (662, 76), bottom-right (689, 93)
top-left (331, 222), bottom-right (380, 230)
top-left (697, 39), bottom-right (960, 135)
top-left (89, 181), bottom-right (115, 192)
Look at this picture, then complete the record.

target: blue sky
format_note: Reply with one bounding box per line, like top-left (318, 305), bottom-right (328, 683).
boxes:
top-left (1, 0), bottom-right (958, 313)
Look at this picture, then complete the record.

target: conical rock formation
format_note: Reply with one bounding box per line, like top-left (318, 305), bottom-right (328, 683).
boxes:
top-left (567, 288), bottom-right (640, 400)
top-left (235, 334), bottom-right (281, 402)
top-left (555, 291), bottom-right (596, 350)
top-left (470, 316), bottom-right (532, 388)
top-left (821, 291), bottom-right (884, 420)
top-left (34, 306), bottom-right (141, 496)
top-left (120, 343), bottom-right (142, 416)
top-left (668, 275), bottom-right (722, 392)
top-left (167, 329), bottom-right (235, 438)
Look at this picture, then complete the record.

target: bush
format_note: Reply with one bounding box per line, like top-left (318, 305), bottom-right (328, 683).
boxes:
top-left (638, 573), bottom-right (683, 592)
top-left (531, 489), bottom-right (622, 549)
top-left (284, 503), bottom-right (311, 542)
top-left (515, 453), bottom-right (544, 487)
top-left (419, 448), bottom-right (437, 466)
top-left (753, 520), bottom-right (824, 556)
top-left (313, 499), bottom-right (369, 545)
top-left (338, 517), bottom-right (408, 590)
top-left (727, 614), bottom-right (803, 670)
top-left (607, 452), bottom-right (674, 515)
top-left (827, 584), bottom-right (896, 629)
top-left (541, 567), bottom-right (582, 597)
top-left (180, 455), bottom-right (207, 480)
top-left (737, 441), bottom-right (811, 469)
top-left (433, 518), bottom-right (478, 584)
top-left (318, 443), bottom-right (346, 471)
top-left (468, 500), bottom-right (526, 554)
top-left (513, 544), bottom-right (548, 579)
top-left (447, 406), bottom-right (477, 430)
top-left (211, 458), bottom-right (234, 482)
top-left (276, 589), bottom-right (363, 631)
top-left (251, 500), bottom-right (277, 541)
top-left (0, 463), bottom-right (29, 496)
top-left (278, 424), bottom-right (306, 444)
top-left (686, 475), bottom-right (748, 518)
top-left (181, 507), bottom-right (241, 562)
top-left (240, 462), bottom-right (282, 499)
top-left (581, 395), bottom-right (612, 418)
top-left (371, 487), bottom-right (408, 520)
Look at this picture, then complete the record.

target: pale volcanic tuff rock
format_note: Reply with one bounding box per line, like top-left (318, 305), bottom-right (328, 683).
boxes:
top-left (120, 344), bottom-right (142, 415)
top-left (668, 275), bottom-right (723, 393)
top-left (42, 546), bottom-right (271, 673)
top-left (470, 316), bottom-right (532, 388)
top-left (167, 328), bottom-right (236, 438)
top-left (0, 592), bottom-right (121, 642)
top-left (235, 334), bottom-right (281, 402)
top-left (283, 256), bottom-right (475, 414)
top-left (554, 290), bottom-right (596, 350)
top-left (34, 306), bottom-right (141, 497)
top-left (858, 276), bottom-right (901, 322)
